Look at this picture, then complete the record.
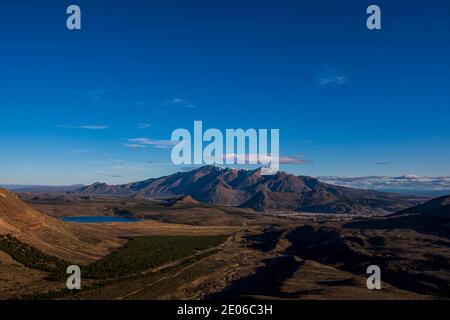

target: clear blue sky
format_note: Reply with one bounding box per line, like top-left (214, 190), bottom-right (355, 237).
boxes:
top-left (0, 0), bottom-right (449, 185)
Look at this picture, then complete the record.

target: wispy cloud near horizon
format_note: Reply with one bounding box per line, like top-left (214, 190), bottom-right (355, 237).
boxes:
top-left (318, 175), bottom-right (450, 194)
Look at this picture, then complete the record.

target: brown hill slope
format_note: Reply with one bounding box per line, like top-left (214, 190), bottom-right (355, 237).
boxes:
top-left (162, 195), bottom-right (200, 208)
top-left (0, 188), bottom-right (117, 263)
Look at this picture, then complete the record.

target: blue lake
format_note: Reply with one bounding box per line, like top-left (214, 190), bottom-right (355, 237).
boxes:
top-left (60, 216), bottom-right (143, 223)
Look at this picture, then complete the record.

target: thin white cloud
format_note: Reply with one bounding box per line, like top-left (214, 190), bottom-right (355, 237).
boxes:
top-left (79, 125), bottom-right (109, 130)
top-left (128, 137), bottom-right (175, 146)
top-left (153, 145), bottom-right (173, 149)
top-left (57, 124), bottom-right (109, 130)
top-left (159, 97), bottom-right (196, 108)
top-left (317, 75), bottom-right (348, 87)
top-left (315, 65), bottom-right (348, 87)
top-left (125, 144), bottom-right (146, 150)
top-left (137, 123), bottom-right (151, 130)
top-left (126, 137), bottom-right (176, 150)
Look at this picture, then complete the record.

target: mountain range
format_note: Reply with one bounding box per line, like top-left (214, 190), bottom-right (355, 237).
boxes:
top-left (73, 166), bottom-right (424, 214)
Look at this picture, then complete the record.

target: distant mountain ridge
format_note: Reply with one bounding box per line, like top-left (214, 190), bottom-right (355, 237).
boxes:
top-left (73, 166), bottom-right (423, 214)
top-left (1, 184), bottom-right (84, 193)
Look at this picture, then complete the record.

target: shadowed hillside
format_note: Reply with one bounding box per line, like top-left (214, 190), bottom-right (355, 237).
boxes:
top-left (346, 195), bottom-right (450, 239)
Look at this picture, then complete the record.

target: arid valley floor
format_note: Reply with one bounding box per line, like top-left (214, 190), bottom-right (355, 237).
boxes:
top-left (1, 188), bottom-right (449, 300)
